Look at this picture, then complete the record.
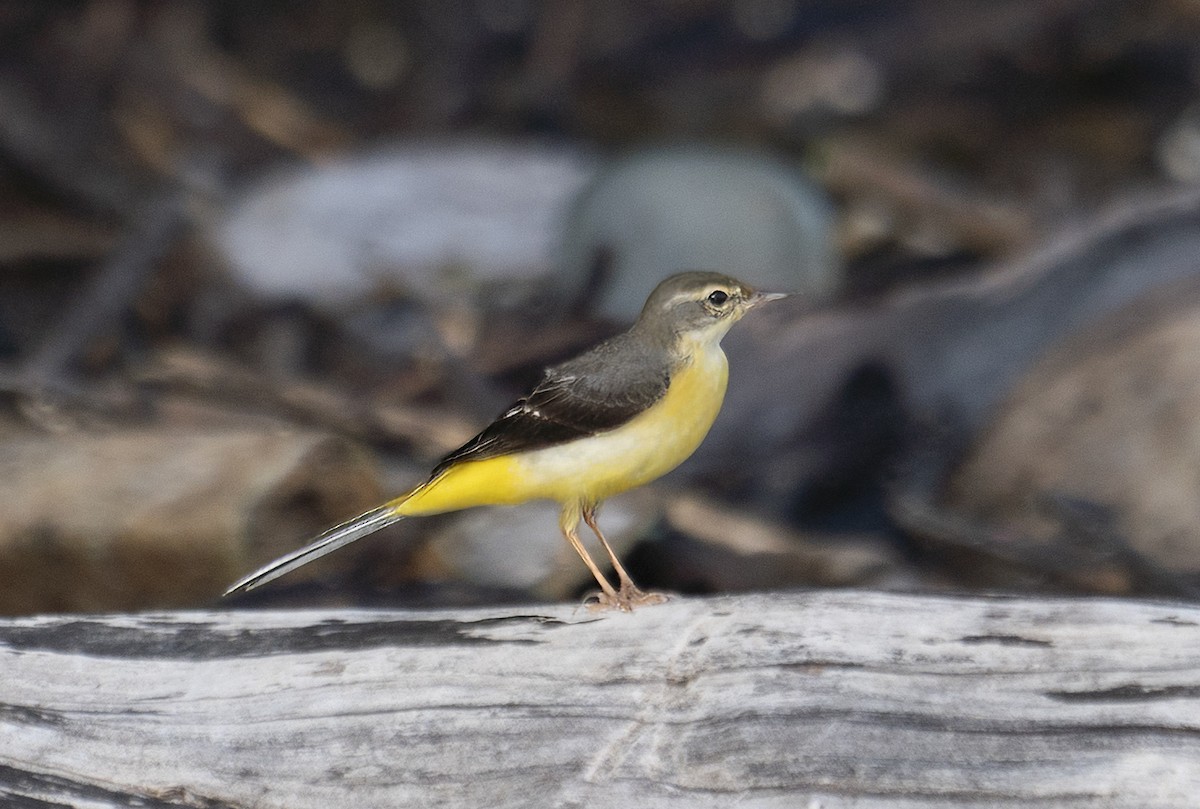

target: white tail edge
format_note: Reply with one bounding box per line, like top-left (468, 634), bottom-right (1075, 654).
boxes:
top-left (224, 506), bottom-right (403, 595)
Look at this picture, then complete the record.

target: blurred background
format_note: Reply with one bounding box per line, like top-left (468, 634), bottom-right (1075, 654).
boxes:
top-left (3, 0), bottom-right (1200, 615)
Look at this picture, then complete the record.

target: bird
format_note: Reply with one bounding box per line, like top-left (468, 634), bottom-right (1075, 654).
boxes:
top-left (225, 271), bottom-right (788, 610)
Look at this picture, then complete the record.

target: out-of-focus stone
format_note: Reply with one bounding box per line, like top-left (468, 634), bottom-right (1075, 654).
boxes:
top-left (0, 429), bottom-right (383, 614)
top-left (1159, 104), bottom-right (1200, 183)
top-left (945, 280), bottom-right (1200, 581)
top-left (210, 142), bottom-right (596, 309)
top-left (560, 146), bottom-right (839, 321)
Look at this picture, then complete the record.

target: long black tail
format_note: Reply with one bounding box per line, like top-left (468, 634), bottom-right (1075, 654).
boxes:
top-left (224, 506), bottom-right (403, 595)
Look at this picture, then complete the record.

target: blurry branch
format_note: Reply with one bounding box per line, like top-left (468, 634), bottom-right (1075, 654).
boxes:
top-left (518, 0), bottom-right (588, 108)
top-left (156, 8), bottom-right (350, 160)
top-left (138, 347), bottom-right (477, 458)
top-left (0, 78), bottom-right (143, 216)
top-left (665, 493), bottom-right (895, 588)
top-left (1044, 495), bottom-right (1200, 600)
top-left (0, 190), bottom-right (187, 432)
top-left (0, 205), bottom-right (116, 264)
top-left (11, 193), bottom-right (186, 393)
top-left (0, 9), bottom-right (352, 417)
top-left (892, 483), bottom-right (1103, 587)
top-left (820, 139), bottom-right (1035, 257)
top-left (887, 448), bottom-right (1200, 599)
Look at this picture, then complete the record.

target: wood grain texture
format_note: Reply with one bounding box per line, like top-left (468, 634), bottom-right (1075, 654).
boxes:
top-left (2, 591), bottom-right (1199, 808)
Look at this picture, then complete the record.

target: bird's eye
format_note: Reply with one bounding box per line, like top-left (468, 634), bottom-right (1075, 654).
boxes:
top-left (707, 290), bottom-right (730, 306)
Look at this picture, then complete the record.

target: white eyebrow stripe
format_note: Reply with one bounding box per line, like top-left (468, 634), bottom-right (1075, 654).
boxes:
top-left (660, 287), bottom-right (726, 309)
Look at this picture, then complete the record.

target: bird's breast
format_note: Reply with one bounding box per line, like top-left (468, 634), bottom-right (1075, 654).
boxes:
top-left (513, 344), bottom-right (729, 503)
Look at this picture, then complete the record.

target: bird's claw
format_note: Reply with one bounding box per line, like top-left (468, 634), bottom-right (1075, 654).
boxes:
top-left (584, 585), bottom-right (669, 612)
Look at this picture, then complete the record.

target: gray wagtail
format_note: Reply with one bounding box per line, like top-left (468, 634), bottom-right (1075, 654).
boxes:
top-left (225, 271), bottom-right (787, 610)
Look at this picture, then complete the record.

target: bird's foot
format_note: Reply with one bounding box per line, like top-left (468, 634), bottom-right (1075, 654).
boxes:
top-left (585, 584), bottom-right (669, 612)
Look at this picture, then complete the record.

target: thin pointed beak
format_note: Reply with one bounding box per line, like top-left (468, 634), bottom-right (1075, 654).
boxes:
top-left (747, 290), bottom-right (790, 308)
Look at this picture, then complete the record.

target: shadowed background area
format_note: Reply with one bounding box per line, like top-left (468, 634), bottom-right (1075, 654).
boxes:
top-left (3, 0), bottom-right (1200, 613)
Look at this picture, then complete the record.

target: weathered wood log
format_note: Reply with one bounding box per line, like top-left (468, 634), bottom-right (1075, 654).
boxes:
top-left (2, 591), bottom-right (1198, 808)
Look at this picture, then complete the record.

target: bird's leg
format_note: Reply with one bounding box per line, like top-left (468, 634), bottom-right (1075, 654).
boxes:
top-left (559, 503), bottom-right (619, 603)
top-left (582, 504), bottom-right (667, 610)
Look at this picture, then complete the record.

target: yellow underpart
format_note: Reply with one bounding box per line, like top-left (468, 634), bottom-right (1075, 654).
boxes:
top-left (392, 340), bottom-right (729, 517)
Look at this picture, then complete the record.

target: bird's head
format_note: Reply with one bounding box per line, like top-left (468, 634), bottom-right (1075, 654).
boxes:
top-left (634, 271), bottom-right (788, 347)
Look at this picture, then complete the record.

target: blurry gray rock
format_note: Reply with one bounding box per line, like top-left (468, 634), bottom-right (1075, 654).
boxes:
top-left (1159, 104), bottom-right (1200, 183)
top-left (945, 277), bottom-right (1200, 578)
top-left (685, 186), bottom-right (1200, 512)
top-left (560, 146), bottom-right (840, 320)
top-left (211, 142), bottom-right (596, 309)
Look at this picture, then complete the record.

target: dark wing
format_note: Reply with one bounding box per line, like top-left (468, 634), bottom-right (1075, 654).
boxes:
top-left (431, 332), bottom-right (671, 476)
